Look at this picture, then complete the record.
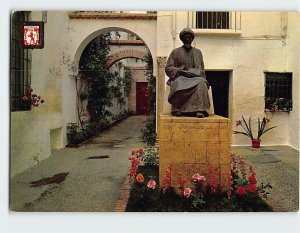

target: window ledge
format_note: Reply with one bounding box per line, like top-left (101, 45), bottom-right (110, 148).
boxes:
top-left (193, 29), bottom-right (241, 36)
top-left (265, 110), bottom-right (292, 113)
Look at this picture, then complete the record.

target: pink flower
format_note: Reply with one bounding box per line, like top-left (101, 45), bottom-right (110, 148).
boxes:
top-left (22, 96), bottom-right (28, 101)
top-left (192, 173), bottom-right (206, 183)
top-left (183, 188), bottom-right (192, 198)
top-left (147, 180), bottom-right (156, 189)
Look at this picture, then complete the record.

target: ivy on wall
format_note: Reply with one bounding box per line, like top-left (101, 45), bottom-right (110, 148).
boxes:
top-left (145, 51), bottom-right (156, 114)
top-left (78, 32), bottom-right (133, 129)
top-left (124, 68), bottom-right (132, 97)
top-left (140, 51), bottom-right (157, 145)
top-left (80, 33), bottom-right (114, 125)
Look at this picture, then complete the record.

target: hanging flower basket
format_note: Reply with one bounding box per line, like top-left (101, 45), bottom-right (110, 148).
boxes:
top-left (251, 139), bottom-right (261, 148)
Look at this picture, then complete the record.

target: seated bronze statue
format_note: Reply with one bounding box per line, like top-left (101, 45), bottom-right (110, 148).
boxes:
top-left (165, 28), bottom-right (210, 118)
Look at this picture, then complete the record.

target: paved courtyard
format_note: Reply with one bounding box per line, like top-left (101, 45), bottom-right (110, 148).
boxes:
top-left (10, 115), bottom-right (299, 212)
top-left (10, 115), bottom-right (147, 212)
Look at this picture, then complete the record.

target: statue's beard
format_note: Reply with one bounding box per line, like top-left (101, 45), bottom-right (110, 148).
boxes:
top-left (183, 43), bottom-right (192, 49)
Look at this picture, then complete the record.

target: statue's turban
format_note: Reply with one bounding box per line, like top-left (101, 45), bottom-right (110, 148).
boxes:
top-left (179, 28), bottom-right (195, 41)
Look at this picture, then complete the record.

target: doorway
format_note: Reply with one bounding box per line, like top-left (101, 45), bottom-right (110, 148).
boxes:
top-left (136, 82), bottom-right (150, 115)
top-left (206, 71), bottom-right (229, 118)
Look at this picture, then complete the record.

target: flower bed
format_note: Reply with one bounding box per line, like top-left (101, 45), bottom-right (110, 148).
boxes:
top-left (66, 110), bottom-right (131, 147)
top-left (125, 148), bottom-right (272, 212)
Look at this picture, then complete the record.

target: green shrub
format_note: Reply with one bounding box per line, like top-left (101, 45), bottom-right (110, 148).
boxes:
top-left (140, 114), bottom-right (157, 146)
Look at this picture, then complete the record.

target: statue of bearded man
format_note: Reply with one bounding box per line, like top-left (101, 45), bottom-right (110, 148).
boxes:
top-left (165, 28), bottom-right (210, 118)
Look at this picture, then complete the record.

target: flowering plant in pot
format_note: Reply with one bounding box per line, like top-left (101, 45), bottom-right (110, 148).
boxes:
top-left (21, 86), bottom-right (45, 110)
top-left (233, 115), bottom-right (277, 148)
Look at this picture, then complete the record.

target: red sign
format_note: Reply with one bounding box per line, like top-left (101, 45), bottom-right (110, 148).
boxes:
top-left (21, 22), bottom-right (44, 49)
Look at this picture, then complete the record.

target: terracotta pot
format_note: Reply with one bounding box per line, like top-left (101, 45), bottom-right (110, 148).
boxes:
top-left (251, 139), bottom-right (261, 148)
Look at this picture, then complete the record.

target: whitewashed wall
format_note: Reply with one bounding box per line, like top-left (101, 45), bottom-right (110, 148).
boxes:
top-left (158, 11), bottom-right (299, 149)
top-left (11, 11), bottom-right (70, 176)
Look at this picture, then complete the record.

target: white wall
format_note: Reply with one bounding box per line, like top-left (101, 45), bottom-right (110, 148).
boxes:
top-left (158, 11), bottom-right (299, 149)
top-left (11, 11), bottom-right (70, 176)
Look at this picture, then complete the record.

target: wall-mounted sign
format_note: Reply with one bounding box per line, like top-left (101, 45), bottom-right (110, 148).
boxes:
top-left (21, 22), bottom-right (44, 49)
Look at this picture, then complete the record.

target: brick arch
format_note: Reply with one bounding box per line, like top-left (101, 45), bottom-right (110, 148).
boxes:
top-left (107, 49), bottom-right (147, 67)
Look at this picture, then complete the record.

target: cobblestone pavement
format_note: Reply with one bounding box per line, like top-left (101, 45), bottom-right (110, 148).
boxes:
top-left (10, 115), bottom-right (147, 212)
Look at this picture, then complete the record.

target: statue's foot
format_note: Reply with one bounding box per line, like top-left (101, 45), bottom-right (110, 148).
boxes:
top-left (196, 111), bottom-right (209, 118)
top-left (196, 112), bottom-right (204, 118)
top-left (172, 111), bottom-right (183, 117)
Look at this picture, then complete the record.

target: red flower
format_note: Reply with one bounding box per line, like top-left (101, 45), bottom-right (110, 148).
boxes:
top-left (236, 186), bottom-right (246, 196)
top-left (138, 148), bottom-right (143, 154)
top-left (131, 150), bottom-right (136, 156)
top-left (129, 166), bottom-right (137, 174)
top-left (236, 120), bottom-right (242, 126)
top-left (41, 99), bottom-right (45, 104)
top-left (248, 184), bottom-right (257, 193)
top-left (177, 172), bottom-right (186, 188)
top-left (22, 96), bottom-right (28, 101)
top-left (248, 174), bottom-right (257, 184)
top-left (136, 173), bottom-right (144, 183)
top-left (180, 178), bottom-right (186, 187)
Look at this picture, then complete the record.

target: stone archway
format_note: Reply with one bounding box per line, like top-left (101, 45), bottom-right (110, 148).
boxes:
top-left (107, 49), bottom-right (147, 67)
top-left (67, 21), bottom-right (157, 131)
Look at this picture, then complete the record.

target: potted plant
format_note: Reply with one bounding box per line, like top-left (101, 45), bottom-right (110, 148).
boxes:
top-left (21, 86), bottom-right (45, 110)
top-left (233, 116), bottom-right (277, 148)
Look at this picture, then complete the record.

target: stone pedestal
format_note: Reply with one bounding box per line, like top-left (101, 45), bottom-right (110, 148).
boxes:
top-left (159, 114), bottom-right (231, 188)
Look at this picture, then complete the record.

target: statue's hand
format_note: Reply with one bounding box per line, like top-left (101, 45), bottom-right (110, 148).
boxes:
top-left (179, 70), bottom-right (195, 78)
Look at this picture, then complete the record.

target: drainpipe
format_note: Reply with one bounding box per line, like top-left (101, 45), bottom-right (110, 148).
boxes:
top-left (172, 11), bottom-right (176, 47)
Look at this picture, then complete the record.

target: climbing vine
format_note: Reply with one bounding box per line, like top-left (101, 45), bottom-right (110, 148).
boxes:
top-left (79, 33), bottom-right (114, 126)
top-left (140, 50), bottom-right (157, 145)
top-left (144, 51), bottom-right (156, 114)
top-left (124, 68), bottom-right (132, 96)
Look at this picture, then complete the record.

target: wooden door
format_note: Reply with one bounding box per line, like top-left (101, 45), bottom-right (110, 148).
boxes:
top-left (136, 82), bottom-right (150, 115)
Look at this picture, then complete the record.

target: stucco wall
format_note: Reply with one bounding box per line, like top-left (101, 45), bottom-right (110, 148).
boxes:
top-left (158, 11), bottom-right (299, 149)
top-left (10, 11), bottom-right (69, 176)
top-left (285, 12), bottom-right (300, 149)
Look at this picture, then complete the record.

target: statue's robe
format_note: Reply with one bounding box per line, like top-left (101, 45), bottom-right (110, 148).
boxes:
top-left (165, 46), bottom-right (210, 114)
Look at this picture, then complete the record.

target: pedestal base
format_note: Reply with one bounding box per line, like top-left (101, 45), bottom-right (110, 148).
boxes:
top-left (159, 114), bottom-right (231, 189)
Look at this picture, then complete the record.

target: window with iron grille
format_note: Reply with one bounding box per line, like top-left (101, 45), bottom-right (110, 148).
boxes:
top-left (265, 72), bottom-right (293, 112)
top-left (196, 12), bottom-right (230, 29)
top-left (10, 11), bottom-right (32, 111)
